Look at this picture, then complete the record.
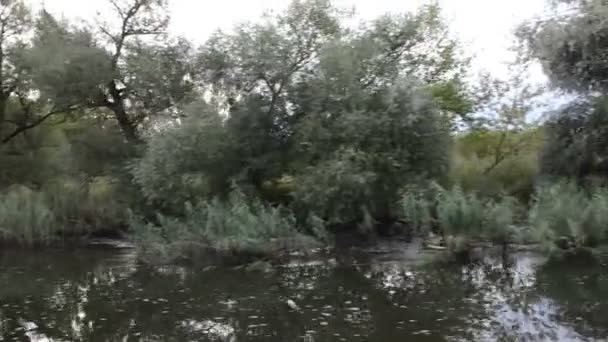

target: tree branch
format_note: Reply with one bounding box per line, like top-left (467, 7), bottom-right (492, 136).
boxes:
top-left (1, 106), bottom-right (81, 144)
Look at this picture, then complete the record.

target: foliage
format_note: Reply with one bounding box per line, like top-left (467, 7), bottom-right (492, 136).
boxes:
top-left (292, 79), bottom-right (451, 226)
top-left (451, 129), bottom-right (543, 199)
top-left (541, 98), bottom-right (608, 179)
top-left (0, 176), bottom-right (131, 246)
top-left (0, 186), bottom-right (55, 246)
top-left (399, 188), bottom-right (433, 235)
top-left (131, 103), bottom-right (239, 213)
top-left (435, 187), bottom-right (487, 239)
top-left (132, 188), bottom-right (319, 264)
top-left (16, 0), bottom-right (608, 265)
top-left (529, 181), bottom-right (608, 251)
top-left (518, 0), bottom-right (608, 94)
top-left (398, 185), bottom-right (520, 253)
top-left (2, 0), bottom-right (195, 144)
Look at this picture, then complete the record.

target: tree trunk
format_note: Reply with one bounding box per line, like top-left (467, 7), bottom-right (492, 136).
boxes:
top-left (111, 100), bottom-right (140, 144)
top-left (108, 80), bottom-right (141, 145)
top-left (0, 96), bottom-right (6, 133)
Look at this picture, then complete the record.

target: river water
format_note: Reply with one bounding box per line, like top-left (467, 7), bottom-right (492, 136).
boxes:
top-left (0, 241), bottom-right (607, 341)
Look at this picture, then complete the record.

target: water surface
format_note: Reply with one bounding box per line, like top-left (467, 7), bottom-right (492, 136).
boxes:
top-left (1, 242), bottom-right (607, 341)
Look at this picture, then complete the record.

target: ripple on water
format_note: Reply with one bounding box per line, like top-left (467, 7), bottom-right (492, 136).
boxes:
top-left (0, 247), bottom-right (607, 341)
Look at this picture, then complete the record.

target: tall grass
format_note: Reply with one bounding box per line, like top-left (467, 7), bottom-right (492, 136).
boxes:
top-left (132, 188), bottom-right (320, 264)
top-left (0, 186), bottom-right (55, 246)
top-left (529, 181), bottom-right (608, 250)
top-left (43, 177), bottom-right (128, 233)
top-left (399, 186), bottom-right (520, 254)
top-left (0, 177), bottom-right (130, 246)
top-left (400, 190), bottom-right (433, 235)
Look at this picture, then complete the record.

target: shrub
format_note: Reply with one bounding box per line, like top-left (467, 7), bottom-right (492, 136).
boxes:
top-left (131, 106), bottom-right (239, 214)
top-left (0, 186), bottom-right (56, 246)
top-left (0, 177), bottom-right (131, 246)
top-left (436, 187), bottom-right (486, 252)
top-left (484, 196), bottom-right (520, 245)
top-left (450, 129), bottom-right (542, 200)
top-left (292, 148), bottom-right (380, 228)
top-left (132, 188), bottom-right (320, 264)
top-left (529, 181), bottom-right (608, 250)
top-left (43, 177), bottom-right (129, 234)
top-left (541, 99), bottom-right (608, 180)
top-left (399, 189), bottom-right (433, 235)
top-left (400, 186), bottom-right (519, 254)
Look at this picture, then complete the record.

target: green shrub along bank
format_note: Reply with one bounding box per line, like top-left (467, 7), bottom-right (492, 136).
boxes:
top-left (399, 185), bottom-right (522, 256)
top-left (0, 178), bottom-right (130, 246)
top-left (398, 182), bottom-right (608, 258)
top-left (529, 181), bottom-right (608, 252)
top-left (131, 188), bottom-right (321, 265)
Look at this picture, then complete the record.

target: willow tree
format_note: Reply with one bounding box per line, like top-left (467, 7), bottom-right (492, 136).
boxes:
top-left (133, 0), bottom-right (466, 228)
top-left (25, 0), bottom-right (195, 144)
top-left (0, 0), bottom-right (32, 144)
top-left (519, 0), bottom-right (608, 95)
top-left (519, 0), bottom-right (608, 180)
top-left (196, 1), bottom-right (469, 190)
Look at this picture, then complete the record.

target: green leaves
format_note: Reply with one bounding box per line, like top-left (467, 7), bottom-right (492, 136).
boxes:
top-left (28, 14), bottom-right (113, 108)
top-left (529, 181), bottom-right (608, 250)
top-left (519, 0), bottom-right (608, 94)
top-left (131, 104), bottom-right (238, 213)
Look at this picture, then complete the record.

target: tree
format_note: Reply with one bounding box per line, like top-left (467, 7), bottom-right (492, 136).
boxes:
top-left (292, 79), bottom-right (451, 226)
top-left (131, 102), bottom-right (240, 213)
top-left (0, 0), bottom-right (32, 143)
top-left (0, 0), bottom-right (28, 126)
top-left (25, 0), bottom-right (195, 144)
top-left (197, 1), bottom-right (469, 191)
top-left (542, 98), bottom-right (608, 179)
top-left (519, 0), bottom-right (608, 181)
top-left (518, 0), bottom-right (608, 94)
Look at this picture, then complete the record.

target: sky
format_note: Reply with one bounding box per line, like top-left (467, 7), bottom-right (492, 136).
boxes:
top-left (32, 0), bottom-right (551, 81)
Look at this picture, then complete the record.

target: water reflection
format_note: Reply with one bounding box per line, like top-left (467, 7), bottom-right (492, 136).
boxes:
top-left (0, 246), bottom-right (607, 341)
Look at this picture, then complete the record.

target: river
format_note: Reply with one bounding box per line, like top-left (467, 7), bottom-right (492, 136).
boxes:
top-left (0, 241), bottom-right (607, 341)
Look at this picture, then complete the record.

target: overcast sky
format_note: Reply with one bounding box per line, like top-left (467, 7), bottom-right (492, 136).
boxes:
top-left (32, 0), bottom-right (550, 81)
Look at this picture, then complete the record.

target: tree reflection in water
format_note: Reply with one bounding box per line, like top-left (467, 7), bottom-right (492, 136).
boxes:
top-left (0, 247), bottom-right (606, 341)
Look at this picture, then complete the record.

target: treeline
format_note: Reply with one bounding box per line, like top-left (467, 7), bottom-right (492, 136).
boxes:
top-left (0, 0), bottom-right (607, 263)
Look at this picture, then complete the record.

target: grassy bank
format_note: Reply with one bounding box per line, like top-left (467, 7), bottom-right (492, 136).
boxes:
top-left (0, 178), bottom-right (129, 247)
top-left (399, 181), bottom-right (608, 259)
top-left (130, 189), bottom-right (323, 265)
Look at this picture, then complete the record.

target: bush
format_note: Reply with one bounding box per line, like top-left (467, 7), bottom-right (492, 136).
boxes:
top-left (436, 187), bottom-right (486, 239)
top-left (437, 187), bottom-right (519, 253)
top-left (132, 188), bottom-right (320, 264)
top-left (541, 99), bottom-right (608, 180)
top-left (292, 148), bottom-right (381, 230)
top-left (450, 129), bottom-right (542, 200)
top-left (131, 105), bottom-right (239, 214)
top-left (399, 187), bottom-right (433, 235)
top-left (529, 181), bottom-right (608, 250)
top-left (399, 186), bottom-right (520, 254)
top-left (0, 177), bottom-right (130, 246)
top-left (43, 177), bottom-right (129, 233)
top-left (0, 186), bottom-right (55, 246)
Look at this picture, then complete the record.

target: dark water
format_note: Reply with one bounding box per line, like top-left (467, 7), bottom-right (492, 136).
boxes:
top-left (1, 242), bottom-right (607, 342)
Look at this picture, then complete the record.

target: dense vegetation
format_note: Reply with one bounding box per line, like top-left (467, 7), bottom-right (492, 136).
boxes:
top-left (1, 0), bottom-right (608, 263)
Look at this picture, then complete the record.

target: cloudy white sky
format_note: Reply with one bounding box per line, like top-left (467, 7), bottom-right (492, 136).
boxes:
top-left (32, 0), bottom-right (551, 80)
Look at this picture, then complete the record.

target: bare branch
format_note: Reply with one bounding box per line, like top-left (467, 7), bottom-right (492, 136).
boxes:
top-left (109, 0), bottom-right (127, 20)
top-left (99, 24), bottom-right (119, 44)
